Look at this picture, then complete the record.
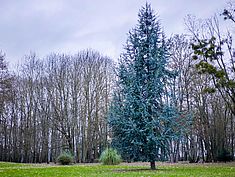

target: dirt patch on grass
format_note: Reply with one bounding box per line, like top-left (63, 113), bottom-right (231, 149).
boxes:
top-left (20, 161), bottom-right (235, 168)
top-left (120, 162), bottom-right (183, 167)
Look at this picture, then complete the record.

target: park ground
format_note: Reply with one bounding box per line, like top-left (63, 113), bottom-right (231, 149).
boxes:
top-left (0, 161), bottom-right (235, 177)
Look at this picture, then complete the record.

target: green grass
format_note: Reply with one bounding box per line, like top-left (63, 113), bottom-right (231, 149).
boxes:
top-left (0, 162), bottom-right (235, 177)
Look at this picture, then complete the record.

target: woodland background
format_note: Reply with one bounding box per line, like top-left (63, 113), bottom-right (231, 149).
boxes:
top-left (0, 2), bottom-right (235, 164)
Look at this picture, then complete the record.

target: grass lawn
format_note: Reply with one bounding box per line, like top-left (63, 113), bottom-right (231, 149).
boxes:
top-left (0, 161), bottom-right (235, 177)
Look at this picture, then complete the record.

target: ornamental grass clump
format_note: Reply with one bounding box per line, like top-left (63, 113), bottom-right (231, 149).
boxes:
top-left (57, 152), bottom-right (74, 165)
top-left (99, 148), bottom-right (121, 165)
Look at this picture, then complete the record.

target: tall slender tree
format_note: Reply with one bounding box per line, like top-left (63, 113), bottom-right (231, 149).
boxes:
top-left (108, 3), bottom-right (179, 170)
top-left (0, 52), bottom-right (14, 161)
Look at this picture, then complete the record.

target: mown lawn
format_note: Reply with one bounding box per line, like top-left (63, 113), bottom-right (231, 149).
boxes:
top-left (0, 162), bottom-right (235, 177)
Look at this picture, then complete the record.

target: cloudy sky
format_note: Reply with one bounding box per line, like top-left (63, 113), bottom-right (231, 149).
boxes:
top-left (0, 0), bottom-right (228, 68)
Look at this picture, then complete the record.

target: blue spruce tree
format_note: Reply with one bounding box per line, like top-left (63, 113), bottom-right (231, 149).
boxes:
top-left (108, 3), bottom-right (179, 170)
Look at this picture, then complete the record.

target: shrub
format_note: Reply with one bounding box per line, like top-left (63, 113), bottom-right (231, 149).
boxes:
top-left (99, 148), bottom-right (121, 165)
top-left (57, 152), bottom-right (74, 165)
top-left (217, 149), bottom-right (233, 162)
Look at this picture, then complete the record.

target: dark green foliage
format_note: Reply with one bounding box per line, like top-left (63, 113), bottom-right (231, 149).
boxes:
top-left (57, 152), bottom-right (74, 165)
top-left (203, 87), bottom-right (216, 94)
top-left (192, 36), bottom-right (235, 91)
top-left (217, 149), bottom-right (233, 162)
top-left (221, 5), bottom-right (235, 23)
top-left (108, 3), bottom-right (180, 169)
top-left (192, 36), bottom-right (222, 60)
top-left (99, 148), bottom-right (122, 165)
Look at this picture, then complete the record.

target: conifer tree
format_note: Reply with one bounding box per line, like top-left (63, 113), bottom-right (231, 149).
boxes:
top-left (108, 3), bottom-right (179, 170)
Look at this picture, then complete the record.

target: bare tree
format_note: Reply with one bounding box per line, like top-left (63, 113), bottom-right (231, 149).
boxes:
top-left (0, 50), bottom-right (114, 163)
top-left (185, 11), bottom-right (235, 161)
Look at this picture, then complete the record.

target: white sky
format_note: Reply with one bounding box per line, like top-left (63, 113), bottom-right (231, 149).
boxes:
top-left (0, 0), bottom-right (229, 68)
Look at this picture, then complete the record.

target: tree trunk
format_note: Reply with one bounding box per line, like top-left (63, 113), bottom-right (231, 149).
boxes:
top-left (150, 161), bottom-right (156, 170)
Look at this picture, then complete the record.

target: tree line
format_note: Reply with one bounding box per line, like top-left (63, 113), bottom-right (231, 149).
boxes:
top-left (0, 50), bottom-right (114, 163)
top-left (0, 2), bottom-right (235, 163)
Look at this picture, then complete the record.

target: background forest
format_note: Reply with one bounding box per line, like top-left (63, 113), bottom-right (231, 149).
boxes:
top-left (0, 2), bottom-right (235, 164)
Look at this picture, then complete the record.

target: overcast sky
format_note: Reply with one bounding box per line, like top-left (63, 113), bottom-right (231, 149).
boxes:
top-left (0, 0), bottom-right (229, 68)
